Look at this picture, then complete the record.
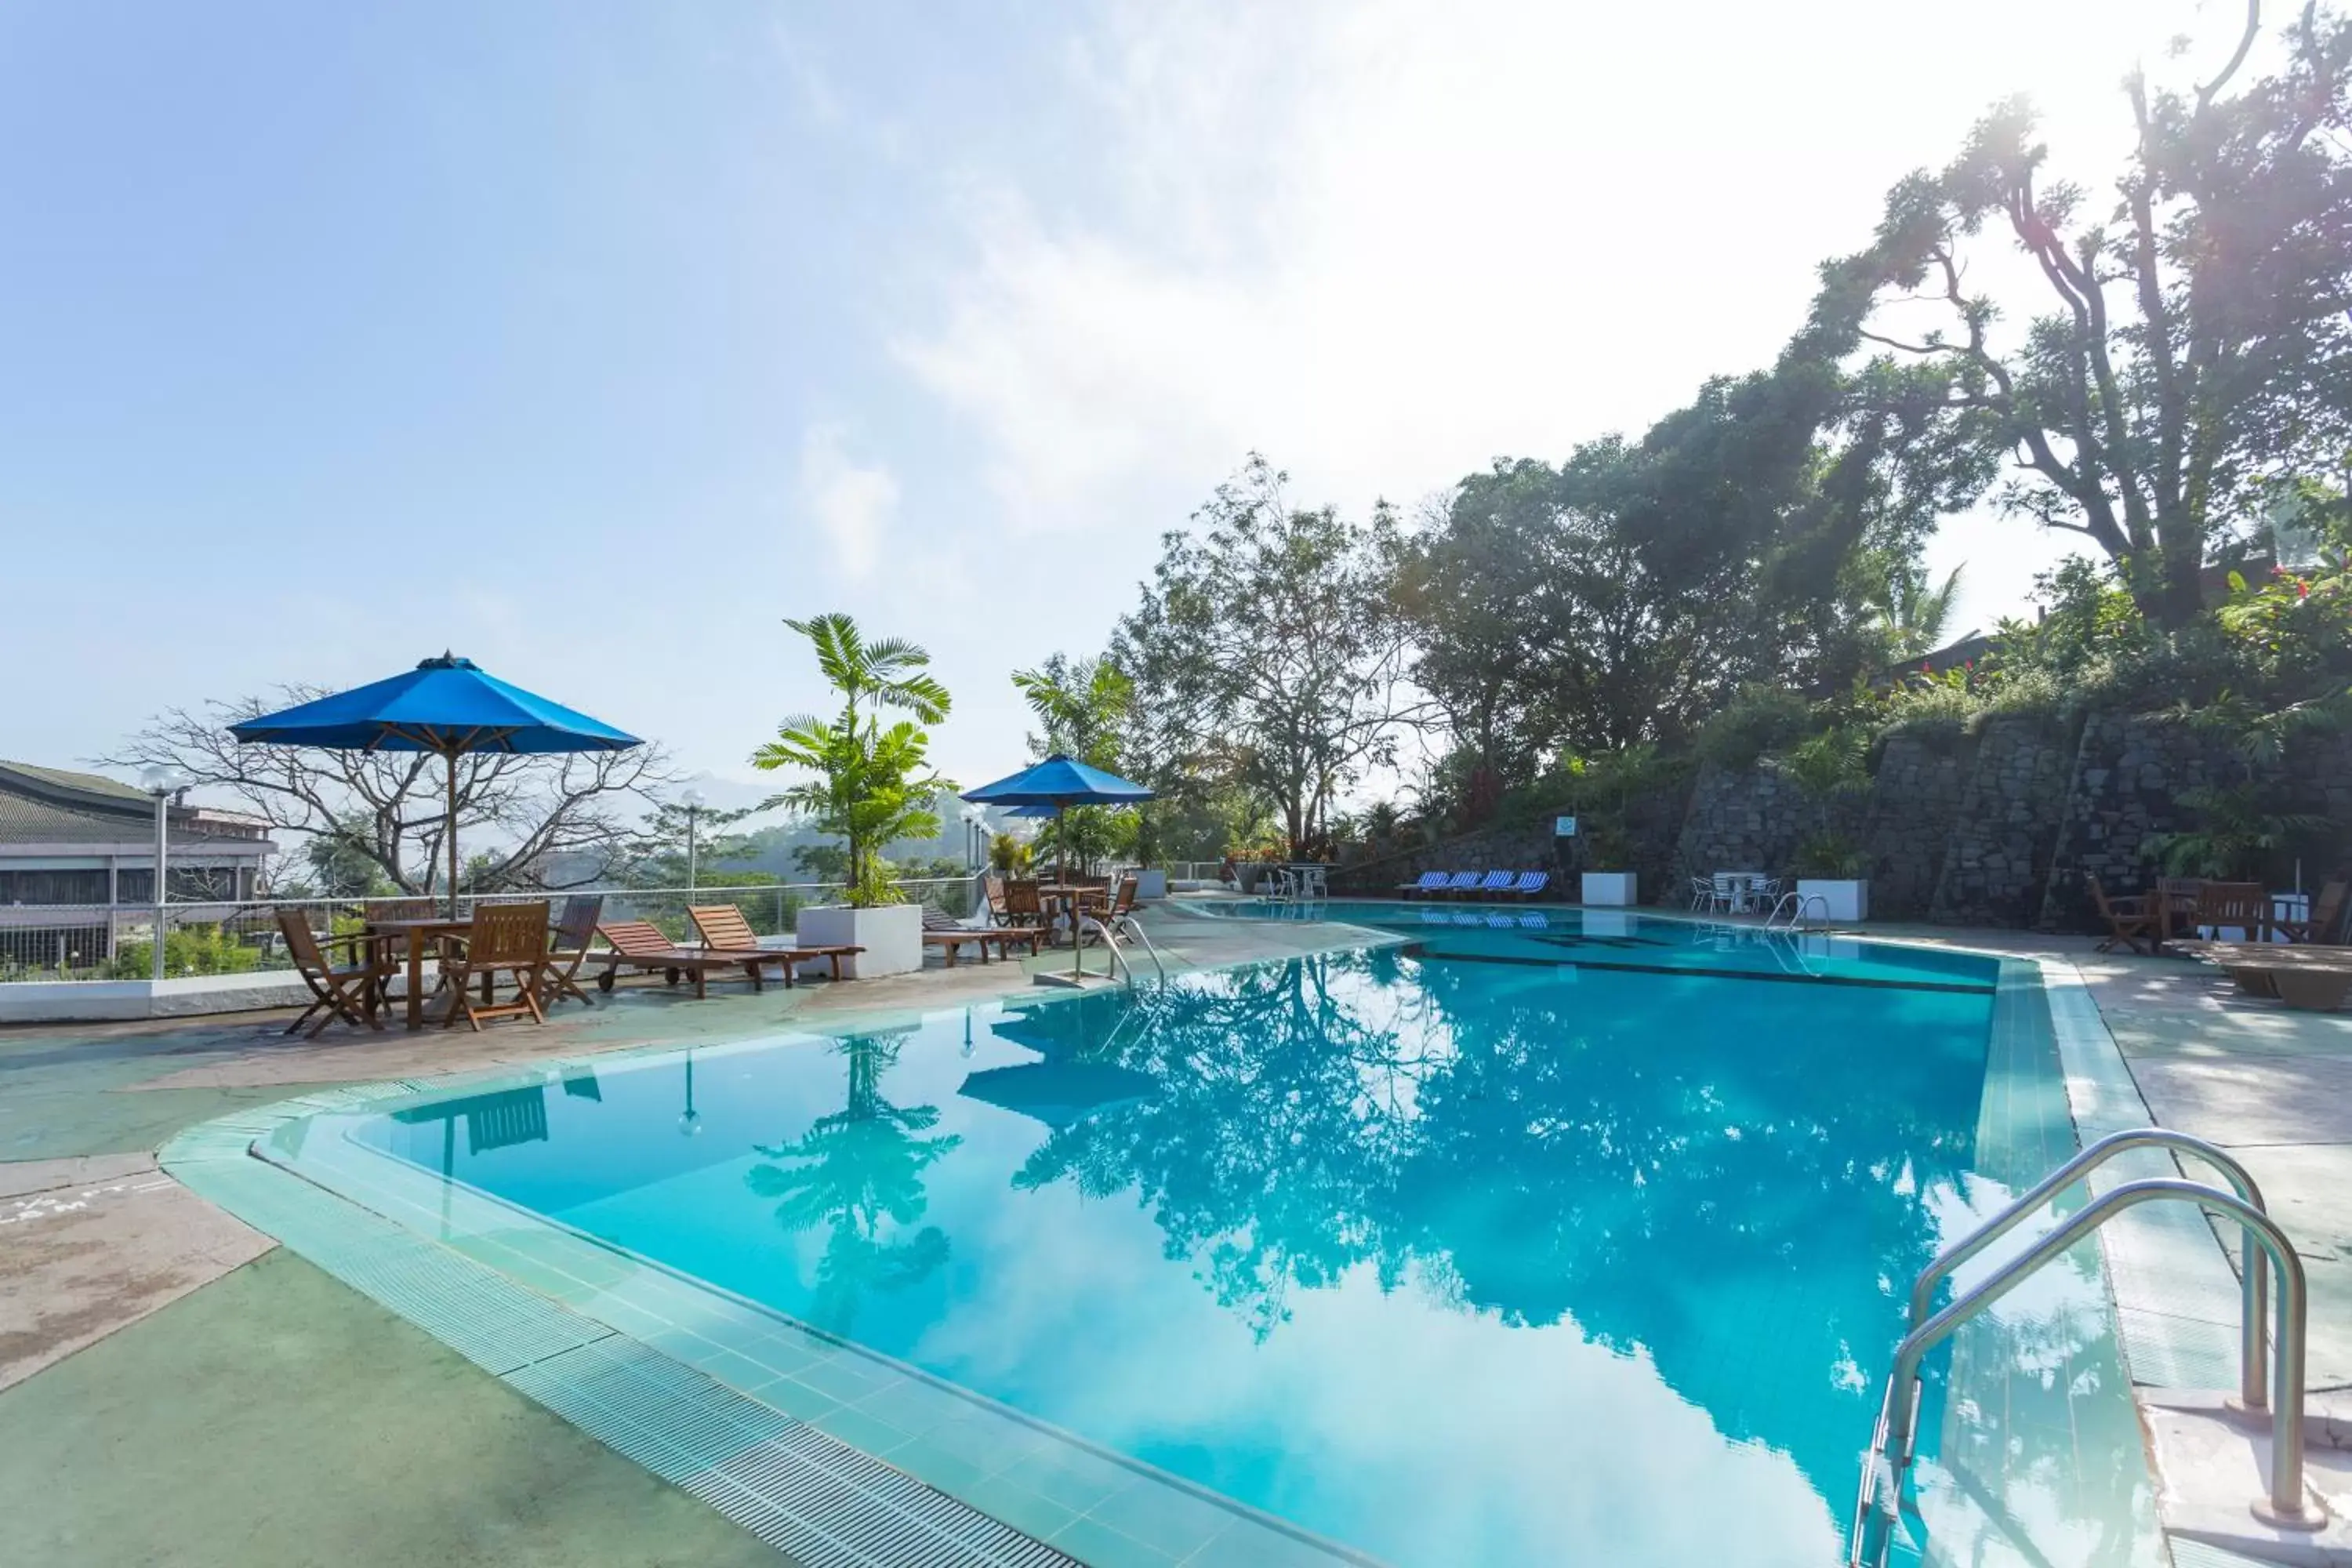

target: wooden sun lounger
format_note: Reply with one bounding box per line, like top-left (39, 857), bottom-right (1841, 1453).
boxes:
top-left (592, 920), bottom-right (781, 998)
top-left (2175, 940), bottom-right (2352, 1011)
top-left (689, 906), bottom-right (863, 982)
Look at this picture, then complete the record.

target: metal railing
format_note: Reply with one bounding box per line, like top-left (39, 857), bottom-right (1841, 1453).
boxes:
top-left (1849, 1145), bottom-right (2321, 1565)
top-left (0, 877), bottom-right (985, 984)
top-left (1078, 911), bottom-right (1166, 988)
top-left (1762, 891), bottom-right (1828, 931)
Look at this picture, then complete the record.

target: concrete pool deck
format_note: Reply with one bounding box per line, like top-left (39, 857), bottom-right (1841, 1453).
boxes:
top-left (2, 903), bottom-right (2347, 1566)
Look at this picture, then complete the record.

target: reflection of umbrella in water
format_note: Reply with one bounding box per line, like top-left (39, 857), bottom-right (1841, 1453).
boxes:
top-left (957, 1060), bottom-right (1156, 1130)
top-left (987, 1000), bottom-right (1127, 1057)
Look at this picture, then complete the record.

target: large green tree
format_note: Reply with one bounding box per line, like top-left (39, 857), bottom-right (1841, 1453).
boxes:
top-left (1817, 1), bottom-right (2352, 626)
top-left (1114, 456), bottom-right (1419, 857)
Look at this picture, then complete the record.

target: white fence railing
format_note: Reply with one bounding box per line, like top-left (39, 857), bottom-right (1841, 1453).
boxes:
top-left (0, 876), bottom-right (986, 984)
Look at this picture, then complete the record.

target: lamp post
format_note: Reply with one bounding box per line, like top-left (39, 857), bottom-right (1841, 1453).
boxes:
top-left (962, 804), bottom-right (984, 870)
top-left (139, 765), bottom-right (181, 983)
top-left (682, 787), bottom-right (706, 903)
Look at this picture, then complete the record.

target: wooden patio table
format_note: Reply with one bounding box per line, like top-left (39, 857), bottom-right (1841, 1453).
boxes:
top-left (366, 916), bottom-right (474, 1030)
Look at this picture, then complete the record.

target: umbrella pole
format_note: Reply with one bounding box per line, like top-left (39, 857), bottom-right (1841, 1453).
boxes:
top-left (1064, 804), bottom-right (1083, 979)
top-left (445, 750), bottom-right (460, 920)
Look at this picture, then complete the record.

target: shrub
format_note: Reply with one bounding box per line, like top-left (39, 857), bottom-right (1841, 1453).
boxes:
top-left (108, 923), bottom-right (261, 980)
top-left (1693, 687), bottom-right (1816, 771)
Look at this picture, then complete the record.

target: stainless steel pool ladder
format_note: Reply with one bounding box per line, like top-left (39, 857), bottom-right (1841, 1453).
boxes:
top-left (1846, 1127), bottom-right (2320, 1567)
top-left (1762, 891), bottom-right (1828, 931)
top-left (1076, 912), bottom-right (1166, 988)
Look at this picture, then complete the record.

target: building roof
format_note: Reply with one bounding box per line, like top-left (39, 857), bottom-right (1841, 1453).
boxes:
top-left (0, 761), bottom-right (274, 855)
top-left (0, 760), bottom-right (153, 806)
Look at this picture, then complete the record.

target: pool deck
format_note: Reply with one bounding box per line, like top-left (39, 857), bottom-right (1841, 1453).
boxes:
top-left (3, 902), bottom-right (2348, 1566)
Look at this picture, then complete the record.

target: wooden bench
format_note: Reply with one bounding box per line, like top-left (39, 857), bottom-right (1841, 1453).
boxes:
top-left (2175, 941), bottom-right (2352, 1011)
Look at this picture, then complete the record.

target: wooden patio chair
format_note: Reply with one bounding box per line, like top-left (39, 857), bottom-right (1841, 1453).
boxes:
top-left (437, 901), bottom-right (552, 1031)
top-left (275, 911), bottom-right (392, 1038)
top-left (2087, 876), bottom-right (2159, 955)
top-left (2192, 881), bottom-right (2270, 942)
top-left (592, 919), bottom-right (768, 998)
top-left (982, 873), bottom-right (1009, 925)
top-left (1079, 877), bottom-right (1142, 946)
top-left (1001, 879), bottom-right (1051, 935)
top-left (2274, 880), bottom-right (2349, 945)
top-left (688, 904), bottom-right (865, 983)
top-left (540, 894), bottom-right (604, 1008)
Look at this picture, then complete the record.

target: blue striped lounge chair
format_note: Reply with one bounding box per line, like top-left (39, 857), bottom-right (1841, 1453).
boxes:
top-left (1437, 871), bottom-right (1483, 899)
top-left (1508, 870), bottom-right (1549, 900)
top-left (1473, 870), bottom-right (1515, 898)
top-left (1398, 869), bottom-right (1450, 898)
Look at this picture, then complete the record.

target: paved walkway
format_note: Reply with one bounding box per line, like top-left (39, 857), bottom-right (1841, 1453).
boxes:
top-left (2, 906), bottom-right (2346, 1563)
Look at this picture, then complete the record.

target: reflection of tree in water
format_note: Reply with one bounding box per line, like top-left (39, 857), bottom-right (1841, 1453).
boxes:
top-left (746, 1025), bottom-right (960, 1334)
top-left (1016, 948), bottom-right (1442, 1338)
top-left (1014, 946), bottom-right (1992, 1508)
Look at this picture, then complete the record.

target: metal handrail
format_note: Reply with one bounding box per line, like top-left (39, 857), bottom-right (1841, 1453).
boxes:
top-left (1906, 1127), bottom-right (2267, 1407)
top-left (1849, 1178), bottom-right (2318, 1566)
top-left (1076, 913), bottom-right (1167, 987)
top-left (1763, 891), bottom-right (1828, 931)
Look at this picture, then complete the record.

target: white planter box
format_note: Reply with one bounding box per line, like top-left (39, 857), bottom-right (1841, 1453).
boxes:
top-left (1796, 879), bottom-right (1870, 923)
top-left (795, 903), bottom-right (922, 979)
top-left (1581, 871), bottom-right (1638, 907)
top-left (1133, 869), bottom-right (1167, 901)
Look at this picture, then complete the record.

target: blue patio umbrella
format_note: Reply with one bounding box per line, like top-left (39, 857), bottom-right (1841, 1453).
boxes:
top-left (964, 756), bottom-right (1153, 978)
top-left (962, 755), bottom-right (1152, 880)
top-left (230, 654), bottom-right (642, 916)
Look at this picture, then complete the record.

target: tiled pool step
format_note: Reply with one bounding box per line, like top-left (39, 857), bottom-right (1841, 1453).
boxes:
top-left (164, 1065), bottom-right (1376, 1568)
top-left (161, 1088), bottom-right (1085, 1568)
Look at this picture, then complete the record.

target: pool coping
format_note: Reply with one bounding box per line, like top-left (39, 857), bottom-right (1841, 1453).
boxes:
top-left (158, 916), bottom-right (2232, 1568)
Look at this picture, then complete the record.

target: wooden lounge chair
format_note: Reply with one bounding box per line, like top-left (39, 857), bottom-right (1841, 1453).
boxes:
top-left (1397, 870), bottom-right (1450, 898)
top-left (2176, 940), bottom-right (2352, 1011)
top-left (2274, 880), bottom-right (2348, 945)
top-left (592, 919), bottom-right (778, 997)
top-left (921, 906), bottom-right (1039, 965)
top-left (437, 901), bottom-right (552, 1031)
top-left (540, 894), bottom-right (604, 1008)
top-left (688, 904), bottom-right (862, 982)
top-left (2088, 875), bottom-right (2159, 955)
top-left (276, 911), bottom-right (392, 1038)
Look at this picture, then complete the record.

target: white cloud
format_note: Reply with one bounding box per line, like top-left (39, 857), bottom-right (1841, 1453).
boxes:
top-left (797, 423), bottom-right (898, 582)
top-left (897, 0), bottom-right (2228, 620)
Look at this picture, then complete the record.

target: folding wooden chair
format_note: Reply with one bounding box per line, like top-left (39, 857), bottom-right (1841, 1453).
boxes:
top-left (276, 911), bottom-right (392, 1038)
top-left (2087, 875), bottom-right (2159, 955)
top-left (437, 901), bottom-right (552, 1031)
top-left (540, 894), bottom-right (604, 1008)
top-left (2276, 880), bottom-right (2350, 945)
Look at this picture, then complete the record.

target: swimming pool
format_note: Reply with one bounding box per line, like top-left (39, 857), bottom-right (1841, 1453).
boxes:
top-left (263, 911), bottom-right (2161, 1566)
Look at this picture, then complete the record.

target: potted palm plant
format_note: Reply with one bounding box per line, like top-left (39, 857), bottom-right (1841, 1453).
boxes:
top-left (753, 614), bottom-right (953, 978)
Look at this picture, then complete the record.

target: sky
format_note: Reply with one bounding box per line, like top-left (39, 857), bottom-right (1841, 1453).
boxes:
top-left (0, 0), bottom-right (2244, 813)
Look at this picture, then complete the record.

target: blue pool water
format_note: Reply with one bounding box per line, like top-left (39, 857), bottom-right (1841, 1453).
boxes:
top-left (339, 911), bottom-right (2148, 1566)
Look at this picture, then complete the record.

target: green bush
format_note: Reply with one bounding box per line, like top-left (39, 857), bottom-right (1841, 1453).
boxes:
top-left (108, 923), bottom-right (261, 980)
top-left (1693, 687), bottom-right (1816, 771)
